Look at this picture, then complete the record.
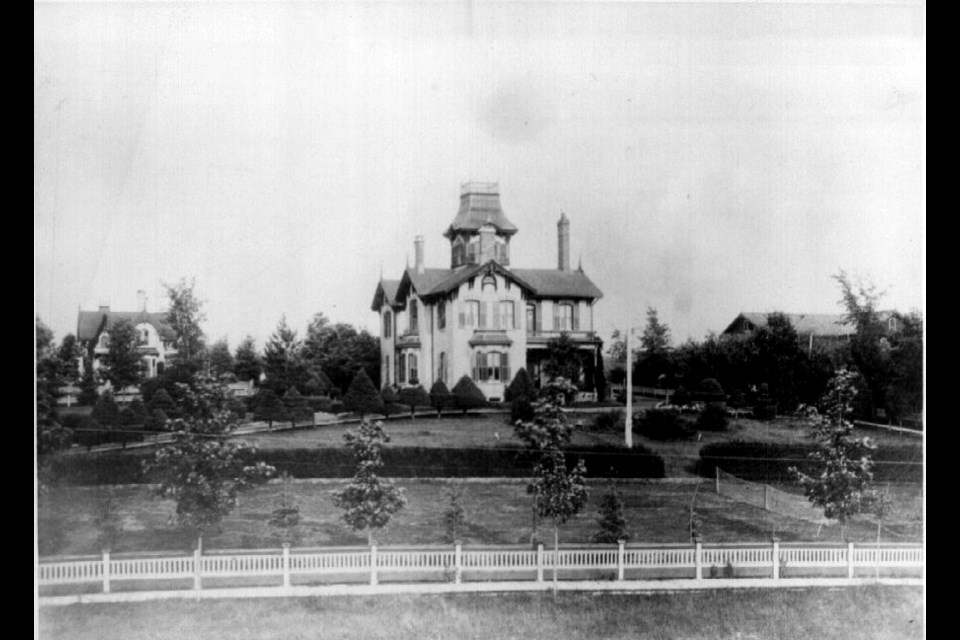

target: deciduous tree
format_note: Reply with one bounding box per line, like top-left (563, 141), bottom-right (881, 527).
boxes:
top-left (163, 278), bottom-right (207, 366)
top-left (100, 319), bottom-right (144, 390)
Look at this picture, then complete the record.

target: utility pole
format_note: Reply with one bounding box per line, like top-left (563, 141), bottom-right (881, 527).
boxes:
top-left (625, 327), bottom-right (633, 449)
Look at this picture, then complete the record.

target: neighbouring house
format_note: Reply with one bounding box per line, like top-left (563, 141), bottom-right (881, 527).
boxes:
top-left (372, 182), bottom-right (604, 402)
top-left (76, 290), bottom-right (178, 382)
top-left (721, 311), bottom-right (905, 354)
top-left (225, 379), bottom-right (256, 398)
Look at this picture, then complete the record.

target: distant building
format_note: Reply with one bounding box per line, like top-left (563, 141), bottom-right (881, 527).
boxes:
top-left (372, 182), bottom-right (604, 401)
top-left (722, 311), bottom-right (904, 354)
top-left (76, 290), bottom-right (178, 381)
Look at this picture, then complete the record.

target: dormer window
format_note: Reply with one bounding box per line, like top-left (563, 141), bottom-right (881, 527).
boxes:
top-left (98, 333), bottom-right (109, 348)
top-left (452, 236), bottom-right (466, 267)
top-left (466, 239), bottom-right (478, 264)
top-left (888, 317), bottom-right (898, 332)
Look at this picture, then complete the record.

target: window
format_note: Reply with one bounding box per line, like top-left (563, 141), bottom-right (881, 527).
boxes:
top-left (438, 301), bottom-right (446, 330)
top-left (383, 310), bottom-right (392, 338)
top-left (473, 351), bottom-right (510, 382)
top-left (482, 274), bottom-right (497, 292)
top-left (408, 353), bottom-right (418, 383)
top-left (461, 300), bottom-right (479, 328)
top-left (409, 300), bottom-right (419, 333)
top-left (499, 301), bottom-right (515, 329)
top-left (139, 328), bottom-right (149, 345)
top-left (526, 303), bottom-right (538, 334)
top-left (494, 241), bottom-right (508, 264)
top-left (98, 333), bottom-right (109, 348)
top-left (467, 240), bottom-right (478, 264)
top-left (453, 237), bottom-right (465, 267)
top-left (398, 353), bottom-right (407, 384)
top-left (438, 352), bottom-right (446, 383)
top-left (888, 317), bottom-right (898, 332)
top-left (385, 355), bottom-right (390, 384)
top-left (556, 302), bottom-right (574, 331)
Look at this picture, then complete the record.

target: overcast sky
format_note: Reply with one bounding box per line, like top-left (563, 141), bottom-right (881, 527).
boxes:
top-left (34, 0), bottom-right (925, 352)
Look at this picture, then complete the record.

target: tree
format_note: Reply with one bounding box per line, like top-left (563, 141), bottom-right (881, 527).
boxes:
top-left (91, 391), bottom-right (121, 428)
top-left (343, 369), bottom-right (385, 418)
top-left (429, 380), bottom-right (453, 418)
top-left (100, 319), bottom-right (143, 390)
top-left (304, 314), bottom-right (380, 395)
top-left (834, 270), bottom-right (890, 420)
top-left (148, 388), bottom-right (178, 419)
top-left (398, 385), bottom-right (431, 420)
top-left (144, 378), bottom-right (275, 543)
top-left (145, 408), bottom-right (169, 432)
top-left (640, 307), bottom-right (671, 356)
top-left (163, 278), bottom-right (207, 366)
top-left (56, 334), bottom-right (84, 384)
top-left (254, 389), bottom-right (289, 429)
top-left (791, 368), bottom-right (876, 540)
top-left (451, 375), bottom-right (487, 415)
top-left (442, 484), bottom-right (467, 544)
top-left (381, 385), bottom-right (399, 419)
top-left (530, 448), bottom-right (588, 590)
top-left (208, 338), bottom-right (235, 379)
top-left (750, 313), bottom-right (804, 413)
top-left (283, 387), bottom-right (312, 427)
top-left (77, 360), bottom-right (100, 406)
top-left (263, 317), bottom-right (309, 395)
top-left (513, 396), bottom-right (573, 452)
top-left (331, 420), bottom-right (407, 545)
top-left (36, 320), bottom-right (73, 489)
top-left (268, 472), bottom-right (302, 545)
top-left (592, 477), bottom-right (629, 543)
top-left (233, 335), bottom-right (263, 384)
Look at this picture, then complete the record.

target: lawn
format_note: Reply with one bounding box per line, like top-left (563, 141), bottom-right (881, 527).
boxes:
top-left (37, 477), bottom-right (920, 557)
top-left (37, 586), bottom-right (924, 640)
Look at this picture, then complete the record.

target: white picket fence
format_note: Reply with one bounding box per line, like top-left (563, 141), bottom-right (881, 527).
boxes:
top-left (38, 541), bottom-right (923, 599)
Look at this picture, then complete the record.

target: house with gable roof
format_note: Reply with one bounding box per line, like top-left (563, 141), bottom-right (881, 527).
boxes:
top-left (372, 182), bottom-right (604, 401)
top-left (76, 290), bottom-right (178, 381)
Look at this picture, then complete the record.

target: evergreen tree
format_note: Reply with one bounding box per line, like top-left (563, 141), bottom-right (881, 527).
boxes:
top-left (254, 389), bottom-right (289, 429)
top-left (592, 477), bottom-right (630, 543)
top-left (442, 484), bottom-right (467, 544)
top-left (429, 380), bottom-right (453, 418)
top-left (208, 338), bottom-right (235, 379)
top-left (148, 388), bottom-right (178, 419)
top-left (343, 369), bottom-right (385, 418)
top-left (233, 335), bottom-right (263, 384)
top-left (283, 387), bottom-right (311, 427)
top-left (263, 317), bottom-right (309, 395)
top-left (504, 367), bottom-right (538, 403)
top-left (398, 385), bottom-right (431, 419)
top-left (100, 319), bottom-right (144, 390)
top-left (451, 375), bottom-right (487, 415)
top-left (381, 385), bottom-right (399, 419)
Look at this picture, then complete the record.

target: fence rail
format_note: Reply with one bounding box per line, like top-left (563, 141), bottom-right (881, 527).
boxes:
top-left (37, 541), bottom-right (923, 600)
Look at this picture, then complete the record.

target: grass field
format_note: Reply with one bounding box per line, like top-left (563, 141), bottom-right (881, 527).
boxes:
top-left (37, 476), bottom-right (921, 556)
top-left (37, 586), bottom-right (924, 640)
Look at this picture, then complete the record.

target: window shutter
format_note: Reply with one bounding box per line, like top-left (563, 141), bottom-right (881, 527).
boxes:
top-left (399, 354), bottom-right (406, 384)
top-left (536, 303), bottom-right (542, 332)
top-left (459, 310), bottom-right (465, 328)
top-left (479, 301), bottom-right (488, 328)
top-left (502, 352), bottom-right (510, 383)
top-left (493, 302), bottom-right (501, 329)
top-left (553, 304), bottom-right (560, 331)
top-left (573, 303), bottom-right (580, 331)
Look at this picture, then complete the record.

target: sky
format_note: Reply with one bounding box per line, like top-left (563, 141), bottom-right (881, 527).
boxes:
top-left (34, 0), bottom-right (925, 352)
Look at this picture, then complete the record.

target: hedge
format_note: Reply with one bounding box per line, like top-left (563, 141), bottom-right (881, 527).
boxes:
top-left (46, 443), bottom-right (666, 485)
top-left (698, 440), bottom-right (923, 484)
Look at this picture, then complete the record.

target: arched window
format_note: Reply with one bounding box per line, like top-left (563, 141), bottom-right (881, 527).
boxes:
top-left (499, 300), bottom-right (515, 329)
top-left (466, 240), bottom-right (478, 264)
top-left (409, 300), bottom-right (419, 333)
top-left (398, 353), bottom-right (407, 384)
top-left (408, 353), bottom-right (419, 383)
top-left (482, 274), bottom-right (497, 292)
top-left (452, 237), bottom-right (465, 267)
top-left (383, 310), bottom-right (392, 338)
top-left (526, 303), bottom-right (537, 334)
top-left (98, 333), bottom-right (110, 348)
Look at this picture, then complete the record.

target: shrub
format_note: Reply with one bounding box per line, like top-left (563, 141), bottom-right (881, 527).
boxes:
top-left (254, 389), bottom-right (289, 428)
top-left (304, 395), bottom-right (333, 413)
top-left (510, 398), bottom-right (535, 423)
top-left (753, 403), bottom-right (778, 420)
top-left (639, 408), bottom-right (692, 440)
top-left (148, 388), bottom-right (178, 419)
top-left (127, 398), bottom-right (149, 425)
top-left (504, 368), bottom-right (538, 403)
top-left (343, 369), bottom-right (385, 418)
top-left (429, 380), bottom-right (453, 417)
top-left (91, 392), bottom-right (120, 427)
top-left (145, 408), bottom-right (168, 432)
top-left (672, 385), bottom-right (691, 407)
top-left (381, 385), bottom-right (399, 417)
top-left (283, 387), bottom-right (313, 426)
top-left (451, 376), bottom-right (487, 414)
top-left (697, 378), bottom-right (726, 403)
top-left (74, 416), bottom-right (103, 451)
top-left (330, 401), bottom-right (345, 414)
top-left (590, 410), bottom-right (624, 433)
top-left (398, 385), bottom-right (432, 419)
top-left (696, 402), bottom-right (729, 432)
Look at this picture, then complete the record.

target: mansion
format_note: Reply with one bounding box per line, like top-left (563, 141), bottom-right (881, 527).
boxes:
top-left (372, 182), bottom-right (604, 401)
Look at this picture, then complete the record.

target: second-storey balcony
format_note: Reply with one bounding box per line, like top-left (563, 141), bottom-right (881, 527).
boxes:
top-left (525, 329), bottom-right (601, 346)
top-left (396, 330), bottom-right (422, 348)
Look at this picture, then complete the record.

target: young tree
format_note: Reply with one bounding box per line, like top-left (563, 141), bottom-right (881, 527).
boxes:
top-left (282, 387), bottom-right (311, 427)
top-left (530, 448), bottom-right (588, 590)
top-left (208, 338), bottom-right (235, 379)
top-left (429, 380), bottom-right (453, 418)
top-left (834, 271), bottom-right (891, 420)
top-left (332, 420), bottom-right (407, 545)
top-left (592, 477), bottom-right (629, 543)
top-left (381, 385), bottom-right (399, 419)
top-left (77, 360), bottom-right (100, 406)
top-left (148, 387), bottom-right (178, 418)
top-left (398, 385), bottom-right (431, 420)
top-left (144, 378), bottom-right (275, 545)
top-left (91, 390), bottom-right (121, 429)
top-left (791, 368), bottom-right (877, 540)
top-left (442, 484), bottom-right (467, 544)
top-left (343, 369), bottom-right (385, 418)
top-left (163, 278), bottom-right (207, 366)
top-left (100, 319), bottom-right (144, 390)
top-left (233, 335), bottom-right (263, 384)
top-left (451, 375), bottom-right (487, 415)
top-left (268, 472), bottom-right (302, 545)
top-left (504, 367), bottom-right (538, 403)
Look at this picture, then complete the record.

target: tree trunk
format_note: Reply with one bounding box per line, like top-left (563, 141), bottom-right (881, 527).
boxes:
top-left (553, 525), bottom-right (559, 599)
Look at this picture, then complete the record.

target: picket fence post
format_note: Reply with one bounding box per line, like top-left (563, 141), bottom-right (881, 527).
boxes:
top-left (101, 549), bottom-right (111, 593)
top-left (617, 541), bottom-right (625, 581)
top-left (193, 547), bottom-right (202, 591)
top-left (454, 543), bottom-right (462, 585)
top-left (370, 545), bottom-right (378, 586)
top-left (772, 540), bottom-right (780, 580)
top-left (282, 543), bottom-right (291, 589)
top-left (847, 542), bottom-right (855, 580)
top-left (536, 544), bottom-right (544, 583)
top-left (694, 541), bottom-right (703, 580)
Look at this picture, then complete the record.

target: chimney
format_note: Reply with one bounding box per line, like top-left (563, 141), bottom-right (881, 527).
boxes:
top-left (98, 300), bottom-right (110, 314)
top-left (414, 235), bottom-right (425, 274)
top-left (137, 289), bottom-right (147, 312)
top-left (557, 212), bottom-right (570, 271)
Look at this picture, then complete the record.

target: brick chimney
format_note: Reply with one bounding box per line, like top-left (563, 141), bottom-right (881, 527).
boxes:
top-left (557, 212), bottom-right (570, 271)
top-left (414, 236), bottom-right (425, 274)
top-left (137, 289), bottom-right (147, 312)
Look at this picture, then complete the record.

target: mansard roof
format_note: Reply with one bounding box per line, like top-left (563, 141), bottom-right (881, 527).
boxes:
top-left (443, 182), bottom-right (518, 239)
top-left (76, 310), bottom-right (176, 342)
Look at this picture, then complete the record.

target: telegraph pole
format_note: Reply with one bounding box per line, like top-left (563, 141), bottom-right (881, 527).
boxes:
top-left (625, 327), bottom-right (633, 449)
